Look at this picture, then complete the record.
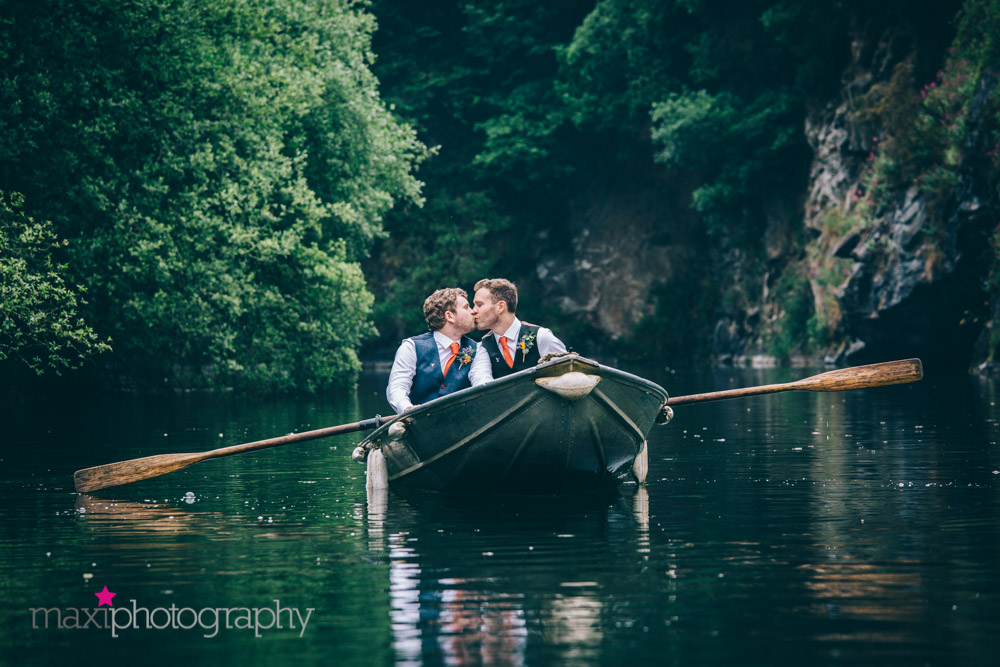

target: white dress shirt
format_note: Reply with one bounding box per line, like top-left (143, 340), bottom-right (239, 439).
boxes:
top-left (386, 331), bottom-right (464, 413)
top-left (468, 317), bottom-right (566, 387)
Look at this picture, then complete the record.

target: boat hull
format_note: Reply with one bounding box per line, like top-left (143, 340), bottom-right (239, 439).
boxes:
top-left (356, 354), bottom-right (669, 495)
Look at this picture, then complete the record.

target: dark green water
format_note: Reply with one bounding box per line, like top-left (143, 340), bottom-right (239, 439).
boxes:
top-left (2, 365), bottom-right (999, 665)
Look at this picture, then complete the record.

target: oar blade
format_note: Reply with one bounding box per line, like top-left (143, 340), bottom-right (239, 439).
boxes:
top-left (795, 358), bottom-right (923, 392)
top-left (73, 452), bottom-right (206, 494)
top-left (72, 414), bottom-right (397, 495)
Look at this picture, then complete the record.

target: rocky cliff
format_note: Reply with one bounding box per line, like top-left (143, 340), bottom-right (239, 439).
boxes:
top-left (796, 22), bottom-right (997, 371)
top-left (533, 14), bottom-right (998, 372)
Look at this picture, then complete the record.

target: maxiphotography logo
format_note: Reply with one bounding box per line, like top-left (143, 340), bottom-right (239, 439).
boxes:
top-left (30, 586), bottom-right (315, 638)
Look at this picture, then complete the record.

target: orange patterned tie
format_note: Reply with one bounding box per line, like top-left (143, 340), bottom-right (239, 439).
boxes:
top-left (442, 342), bottom-right (460, 377)
top-left (497, 336), bottom-right (514, 368)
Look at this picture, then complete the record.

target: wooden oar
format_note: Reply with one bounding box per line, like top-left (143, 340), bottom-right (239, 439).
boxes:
top-left (73, 414), bottom-right (397, 494)
top-left (666, 358), bottom-right (923, 406)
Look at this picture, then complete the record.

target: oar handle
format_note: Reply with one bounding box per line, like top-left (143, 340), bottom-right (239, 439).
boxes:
top-left (666, 358), bottom-right (922, 406)
top-left (73, 413), bottom-right (398, 494)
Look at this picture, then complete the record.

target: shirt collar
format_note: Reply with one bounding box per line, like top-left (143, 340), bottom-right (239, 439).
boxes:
top-left (496, 318), bottom-right (521, 342)
top-left (433, 330), bottom-right (461, 349)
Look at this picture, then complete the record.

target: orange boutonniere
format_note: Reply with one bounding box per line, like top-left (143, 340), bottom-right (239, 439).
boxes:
top-left (457, 345), bottom-right (475, 368)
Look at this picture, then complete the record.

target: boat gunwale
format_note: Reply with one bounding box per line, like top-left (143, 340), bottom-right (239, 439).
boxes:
top-left (360, 353), bottom-right (670, 445)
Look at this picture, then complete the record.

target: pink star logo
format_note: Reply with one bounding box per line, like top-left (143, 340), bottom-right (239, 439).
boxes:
top-left (94, 586), bottom-right (116, 607)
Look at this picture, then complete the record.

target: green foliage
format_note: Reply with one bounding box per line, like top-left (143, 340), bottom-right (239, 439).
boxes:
top-left (0, 192), bottom-right (111, 374)
top-left (367, 0), bottom-right (850, 350)
top-left (461, 1), bottom-right (594, 182)
top-left (813, 209), bottom-right (855, 337)
top-left (559, 0), bottom-right (687, 131)
top-left (766, 265), bottom-right (814, 361)
top-left (374, 0), bottom-right (996, 365)
top-left (844, 6), bottom-right (997, 277)
top-left (957, 0), bottom-right (1000, 65)
top-left (0, 0), bottom-right (425, 390)
top-left (366, 0), bottom-right (588, 343)
top-left (817, 208), bottom-right (857, 239)
top-left (560, 0), bottom-right (844, 226)
top-left (859, 52), bottom-right (976, 200)
top-left (986, 226), bottom-right (1000, 294)
top-left (368, 190), bottom-right (510, 341)
top-left (651, 88), bottom-right (800, 219)
top-left (955, 0), bottom-right (1000, 301)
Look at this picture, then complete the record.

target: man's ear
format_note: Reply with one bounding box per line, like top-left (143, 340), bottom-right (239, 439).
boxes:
top-left (496, 300), bottom-right (507, 315)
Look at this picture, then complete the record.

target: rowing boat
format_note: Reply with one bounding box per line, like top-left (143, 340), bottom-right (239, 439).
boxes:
top-left (352, 353), bottom-right (672, 495)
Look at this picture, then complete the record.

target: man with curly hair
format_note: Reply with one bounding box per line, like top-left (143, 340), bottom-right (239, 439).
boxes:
top-left (469, 278), bottom-right (565, 386)
top-left (386, 288), bottom-right (477, 413)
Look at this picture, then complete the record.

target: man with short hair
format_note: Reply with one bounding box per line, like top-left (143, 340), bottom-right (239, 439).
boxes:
top-left (468, 278), bottom-right (566, 386)
top-left (386, 288), bottom-right (477, 413)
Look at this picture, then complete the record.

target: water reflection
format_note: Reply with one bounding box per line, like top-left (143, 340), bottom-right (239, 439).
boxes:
top-left (385, 517), bottom-right (531, 666)
top-left (3, 368), bottom-right (1000, 664)
top-left (543, 596), bottom-right (602, 662)
top-left (74, 494), bottom-right (224, 536)
top-left (798, 558), bottom-right (925, 621)
top-left (366, 483), bottom-right (390, 550)
top-left (389, 558), bottom-right (528, 666)
top-left (368, 493), bottom-right (650, 665)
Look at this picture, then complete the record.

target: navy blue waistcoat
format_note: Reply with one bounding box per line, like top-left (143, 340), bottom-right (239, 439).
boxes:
top-left (409, 332), bottom-right (476, 405)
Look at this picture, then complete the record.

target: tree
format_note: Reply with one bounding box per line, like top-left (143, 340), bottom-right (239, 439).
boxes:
top-left (0, 0), bottom-right (426, 389)
top-left (366, 0), bottom-right (591, 344)
top-left (0, 192), bottom-right (110, 374)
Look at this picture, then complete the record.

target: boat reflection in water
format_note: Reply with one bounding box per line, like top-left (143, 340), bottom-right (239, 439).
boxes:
top-left (389, 562), bottom-right (529, 666)
top-left (367, 486), bottom-right (649, 665)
